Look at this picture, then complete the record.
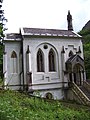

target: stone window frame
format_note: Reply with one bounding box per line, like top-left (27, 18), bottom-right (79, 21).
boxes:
top-left (37, 48), bottom-right (44, 72)
top-left (11, 51), bottom-right (18, 73)
top-left (45, 92), bottom-right (53, 99)
top-left (48, 48), bottom-right (56, 72)
top-left (69, 50), bottom-right (73, 57)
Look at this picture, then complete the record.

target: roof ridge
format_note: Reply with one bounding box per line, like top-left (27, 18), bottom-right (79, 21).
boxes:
top-left (23, 27), bottom-right (68, 31)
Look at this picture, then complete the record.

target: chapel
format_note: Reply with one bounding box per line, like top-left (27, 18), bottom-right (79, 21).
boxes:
top-left (3, 11), bottom-right (87, 100)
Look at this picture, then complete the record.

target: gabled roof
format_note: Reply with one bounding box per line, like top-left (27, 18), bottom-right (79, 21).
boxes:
top-left (4, 33), bottom-right (21, 41)
top-left (66, 54), bottom-right (84, 71)
top-left (66, 54), bottom-right (76, 63)
top-left (66, 54), bottom-right (84, 64)
top-left (21, 27), bottom-right (81, 38)
top-left (4, 27), bottom-right (82, 41)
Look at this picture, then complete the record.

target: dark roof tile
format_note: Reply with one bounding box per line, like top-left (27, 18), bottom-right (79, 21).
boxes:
top-left (23, 28), bottom-right (80, 37)
top-left (6, 33), bottom-right (21, 40)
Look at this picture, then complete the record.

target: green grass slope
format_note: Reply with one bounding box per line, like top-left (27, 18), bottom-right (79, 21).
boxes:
top-left (0, 90), bottom-right (90, 120)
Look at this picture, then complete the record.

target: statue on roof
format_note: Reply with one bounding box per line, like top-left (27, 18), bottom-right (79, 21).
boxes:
top-left (67, 10), bottom-right (73, 31)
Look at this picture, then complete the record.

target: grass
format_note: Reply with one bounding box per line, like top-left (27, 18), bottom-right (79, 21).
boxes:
top-left (0, 77), bottom-right (3, 86)
top-left (0, 90), bottom-right (90, 120)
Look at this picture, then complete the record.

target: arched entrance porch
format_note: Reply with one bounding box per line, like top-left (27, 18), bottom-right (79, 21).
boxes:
top-left (66, 54), bottom-right (85, 86)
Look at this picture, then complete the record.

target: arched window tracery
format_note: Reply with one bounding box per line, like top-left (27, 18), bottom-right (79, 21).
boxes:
top-left (11, 51), bottom-right (18, 73)
top-left (69, 50), bottom-right (73, 57)
top-left (48, 49), bottom-right (56, 72)
top-left (37, 49), bottom-right (44, 72)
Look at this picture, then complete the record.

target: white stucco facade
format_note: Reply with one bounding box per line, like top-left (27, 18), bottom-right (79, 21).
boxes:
top-left (3, 28), bottom-right (85, 99)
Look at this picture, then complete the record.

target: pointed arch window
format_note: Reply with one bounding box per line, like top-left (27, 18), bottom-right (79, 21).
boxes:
top-left (69, 50), bottom-right (73, 57)
top-left (37, 49), bottom-right (44, 72)
top-left (49, 49), bottom-right (56, 72)
top-left (11, 51), bottom-right (18, 73)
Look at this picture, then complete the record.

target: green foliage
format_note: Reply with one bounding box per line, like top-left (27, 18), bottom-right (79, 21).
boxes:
top-left (78, 29), bottom-right (90, 79)
top-left (0, 43), bottom-right (3, 79)
top-left (83, 44), bottom-right (90, 78)
top-left (0, 44), bottom-right (3, 63)
top-left (0, 90), bottom-right (90, 120)
top-left (0, 1), bottom-right (7, 41)
top-left (0, 1), bottom-right (7, 79)
top-left (78, 29), bottom-right (90, 36)
top-left (0, 24), bottom-right (4, 39)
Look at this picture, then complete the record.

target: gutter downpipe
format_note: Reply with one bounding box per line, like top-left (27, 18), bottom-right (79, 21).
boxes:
top-left (20, 32), bottom-right (25, 91)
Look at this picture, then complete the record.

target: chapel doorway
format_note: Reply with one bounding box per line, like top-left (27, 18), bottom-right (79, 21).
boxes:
top-left (69, 73), bottom-right (72, 82)
top-left (73, 64), bottom-right (84, 86)
top-left (66, 54), bottom-right (85, 86)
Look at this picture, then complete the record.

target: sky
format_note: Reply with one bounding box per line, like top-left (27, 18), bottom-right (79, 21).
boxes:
top-left (2, 0), bottom-right (90, 33)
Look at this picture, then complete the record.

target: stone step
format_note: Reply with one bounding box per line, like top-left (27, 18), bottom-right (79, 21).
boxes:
top-left (86, 80), bottom-right (90, 84)
top-left (79, 86), bottom-right (90, 99)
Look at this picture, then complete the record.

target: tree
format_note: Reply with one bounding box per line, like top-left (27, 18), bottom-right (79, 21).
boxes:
top-left (78, 29), bottom-right (90, 79)
top-left (0, 0), bottom-right (7, 80)
top-left (0, 0), bottom-right (7, 40)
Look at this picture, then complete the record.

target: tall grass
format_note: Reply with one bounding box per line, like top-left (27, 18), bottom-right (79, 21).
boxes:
top-left (0, 90), bottom-right (90, 120)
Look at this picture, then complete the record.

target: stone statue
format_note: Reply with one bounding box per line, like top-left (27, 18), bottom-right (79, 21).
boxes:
top-left (67, 10), bottom-right (73, 31)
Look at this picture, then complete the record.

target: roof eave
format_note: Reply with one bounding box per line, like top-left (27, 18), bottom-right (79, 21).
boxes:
top-left (3, 39), bottom-right (21, 42)
top-left (22, 34), bottom-right (81, 39)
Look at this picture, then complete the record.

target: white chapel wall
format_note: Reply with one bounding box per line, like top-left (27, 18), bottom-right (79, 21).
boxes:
top-left (23, 37), bottom-right (83, 89)
top-left (4, 41), bottom-right (21, 90)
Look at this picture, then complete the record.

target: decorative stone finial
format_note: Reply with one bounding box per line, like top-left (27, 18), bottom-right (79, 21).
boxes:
top-left (26, 45), bottom-right (30, 54)
top-left (61, 46), bottom-right (65, 53)
top-left (78, 46), bottom-right (81, 53)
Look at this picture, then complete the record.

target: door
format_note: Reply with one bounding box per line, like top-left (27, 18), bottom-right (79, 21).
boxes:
top-left (73, 64), bottom-right (83, 86)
